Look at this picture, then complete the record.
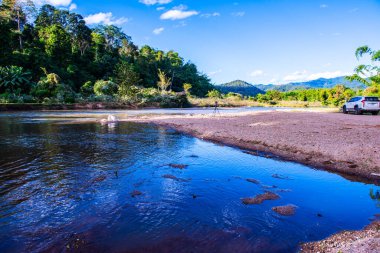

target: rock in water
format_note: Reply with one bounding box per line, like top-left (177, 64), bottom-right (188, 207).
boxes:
top-left (242, 192), bottom-right (280, 205)
top-left (246, 178), bottom-right (260, 184)
top-left (272, 205), bottom-right (297, 216)
top-left (130, 190), bottom-right (142, 198)
top-left (168, 164), bottom-right (188, 169)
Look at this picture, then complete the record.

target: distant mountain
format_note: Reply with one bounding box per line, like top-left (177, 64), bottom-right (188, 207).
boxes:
top-left (254, 76), bottom-right (366, 92)
top-left (217, 80), bottom-right (265, 96)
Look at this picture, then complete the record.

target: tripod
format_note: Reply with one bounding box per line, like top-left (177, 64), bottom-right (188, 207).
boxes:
top-left (213, 101), bottom-right (220, 116)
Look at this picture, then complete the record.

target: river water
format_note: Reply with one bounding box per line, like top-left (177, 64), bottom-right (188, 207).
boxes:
top-left (0, 110), bottom-right (378, 252)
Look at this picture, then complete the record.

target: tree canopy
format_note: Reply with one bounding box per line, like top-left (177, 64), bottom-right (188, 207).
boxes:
top-left (0, 2), bottom-right (214, 104)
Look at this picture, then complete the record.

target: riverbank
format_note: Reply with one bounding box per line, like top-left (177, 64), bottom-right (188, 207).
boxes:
top-left (127, 110), bottom-right (379, 182)
top-left (301, 220), bottom-right (380, 253)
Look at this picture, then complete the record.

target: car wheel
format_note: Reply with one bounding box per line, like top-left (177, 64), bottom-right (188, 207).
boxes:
top-left (342, 106), bottom-right (348, 114)
top-left (372, 111), bottom-right (379, 116)
top-left (354, 106), bottom-right (362, 115)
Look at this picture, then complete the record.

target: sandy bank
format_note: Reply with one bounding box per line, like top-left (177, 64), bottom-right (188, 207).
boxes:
top-left (127, 110), bottom-right (380, 182)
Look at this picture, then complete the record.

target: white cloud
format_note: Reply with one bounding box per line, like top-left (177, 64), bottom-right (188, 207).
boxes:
top-left (156, 7), bottom-right (165, 11)
top-left (160, 6), bottom-right (199, 20)
top-left (231, 11), bottom-right (245, 17)
top-left (250, 70), bottom-right (264, 77)
top-left (33, 0), bottom-right (72, 7)
top-left (201, 12), bottom-right (221, 18)
top-left (69, 3), bottom-right (77, 11)
top-left (153, 27), bottom-right (164, 35)
top-left (283, 70), bottom-right (349, 83)
top-left (269, 78), bottom-right (278, 84)
top-left (283, 70), bottom-right (308, 82)
top-left (139, 0), bottom-right (172, 5)
top-left (307, 71), bottom-right (349, 80)
top-left (84, 12), bottom-right (128, 25)
top-left (208, 69), bottom-right (222, 76)
top-left (320, 4), bottom-right (328, 8)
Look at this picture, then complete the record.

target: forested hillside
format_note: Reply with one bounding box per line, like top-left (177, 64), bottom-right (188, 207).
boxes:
top-left (0, 1), bottom-right (213, 105)
top-left (217, 80), bottom-right (265, 96)
top-left (254, 76), bottom-right (366, 91)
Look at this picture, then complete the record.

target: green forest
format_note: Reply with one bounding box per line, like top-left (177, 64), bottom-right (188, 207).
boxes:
top-left (0, 1), bottom-right (379, 108)
top-left (0, 1), bottom-right (213, 106)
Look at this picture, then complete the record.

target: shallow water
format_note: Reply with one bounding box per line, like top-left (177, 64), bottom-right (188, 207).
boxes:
top-left (0, 106), bottom-right (298, 120)
top-left (0, 113), bottom-right (379, 253)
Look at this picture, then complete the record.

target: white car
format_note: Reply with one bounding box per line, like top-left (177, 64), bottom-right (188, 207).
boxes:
top-left (342, 96), bottom-right (380, 115)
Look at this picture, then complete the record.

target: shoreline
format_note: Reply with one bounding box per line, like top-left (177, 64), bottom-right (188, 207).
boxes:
top-left (300, 220), bottom-right (380, 252)
top-left (125, 110), bottom-right (380, 184)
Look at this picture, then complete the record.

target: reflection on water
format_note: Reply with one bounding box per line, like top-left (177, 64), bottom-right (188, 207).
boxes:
top-left (0, 116), bottom-right (379, 253)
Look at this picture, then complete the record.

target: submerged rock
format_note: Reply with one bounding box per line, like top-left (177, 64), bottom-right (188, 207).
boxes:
top-left (130, 190), bottom-right (142, 198)
top-left (272, 174), bottom-right (292, 180)
top-left (246, 178), bottom-right (260, 184)
top-left (92, 175), bottom-right (106, 183)
top-left (272, 205), bottom-right (297, 216)
top-left (162, 174), bottom-right (190, 182)
top-left (242, 192), bottom-right (280, 205)
top-left (168, 164), bottom-right (188, 169)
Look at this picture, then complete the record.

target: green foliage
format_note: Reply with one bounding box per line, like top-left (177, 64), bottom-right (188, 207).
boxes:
top-left (157, 69), bottom-right (172, 93)
top-left (225, 92), bottom-right (243, 100)
top-left (80, 81), bottom-right (94, 96)
top-left (31, 71), bottom-right (75, 103)
top-left (0, 65), bottom-right (32, 94)
top-left (258, 85), bottom-right (359, 107)
top-left (183, 83), bottom-right (192, 94)
top-left (347, 45), bottom-right (380, 87)
top-left (114, 61), bottom-right (140, 96)
top-left (0, 2), bottom-right (213, 105)
top-left (93, 80), bottom-right (118, 96)
top-left (207, 89), bottom-right (222, 98)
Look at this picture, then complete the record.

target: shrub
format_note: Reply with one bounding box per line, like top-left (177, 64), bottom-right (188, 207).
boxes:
top-left (206, 89), bottom-right (222, 98)
top-left (0, 66), bottom-right (33, 94)
top-left (80, 81), bottom-right (94, 96)
top-left (93, 80), bottom-right (118, 96)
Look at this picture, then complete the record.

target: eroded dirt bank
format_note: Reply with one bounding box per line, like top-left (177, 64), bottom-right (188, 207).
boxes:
top-left (128, 110), bottom-right (380, 182)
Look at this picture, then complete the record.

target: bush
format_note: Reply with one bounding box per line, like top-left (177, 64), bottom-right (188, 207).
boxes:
top-left (0, 66), bottom-right (33, 94)
top-left (32, 72), bottom-right (76, 103)
top-left (207, 89), bottom-right (222, 98)
top-left (93, 80), bottom-right (118, 96)
top-left (80, 81), bottom-right (94, 96)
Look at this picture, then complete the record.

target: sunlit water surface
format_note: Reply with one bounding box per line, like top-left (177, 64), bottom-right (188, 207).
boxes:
top-left (0, 111), bottom-right (378, 253)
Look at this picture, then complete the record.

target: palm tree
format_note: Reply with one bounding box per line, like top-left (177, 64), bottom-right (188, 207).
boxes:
top-left (346, 46), bottom-right (380, 86)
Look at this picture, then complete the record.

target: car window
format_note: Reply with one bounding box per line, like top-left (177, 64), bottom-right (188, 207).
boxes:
top-left (349, 97), bottom-right (358, 102)
top-left (365, 97), bottom-right (379, 101)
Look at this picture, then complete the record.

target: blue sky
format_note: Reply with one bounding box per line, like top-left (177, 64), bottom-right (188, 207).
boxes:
top-left (41, 0), bottom-right (380, 84)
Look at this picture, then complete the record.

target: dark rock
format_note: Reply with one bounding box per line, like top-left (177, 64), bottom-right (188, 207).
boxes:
top-left (272, 205), bottom-right (297, 216)
top-left (242, 192), bottom-right (280, 205)
top-left (246, 178), bottom-right (260, 184)
top-left (130, 190), bottom-right (142, 198)
top-left (168, 164), bottom-right (188, 169)
top-left (272, 174), bottom-right (291, 180)
top-left (162, 174), bottom-right (190, 182)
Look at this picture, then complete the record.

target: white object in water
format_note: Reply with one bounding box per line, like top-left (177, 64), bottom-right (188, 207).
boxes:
top-left (108, 114), bottom-right (117, 122)
top-left (100, 114), bottom-right (118, 124)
